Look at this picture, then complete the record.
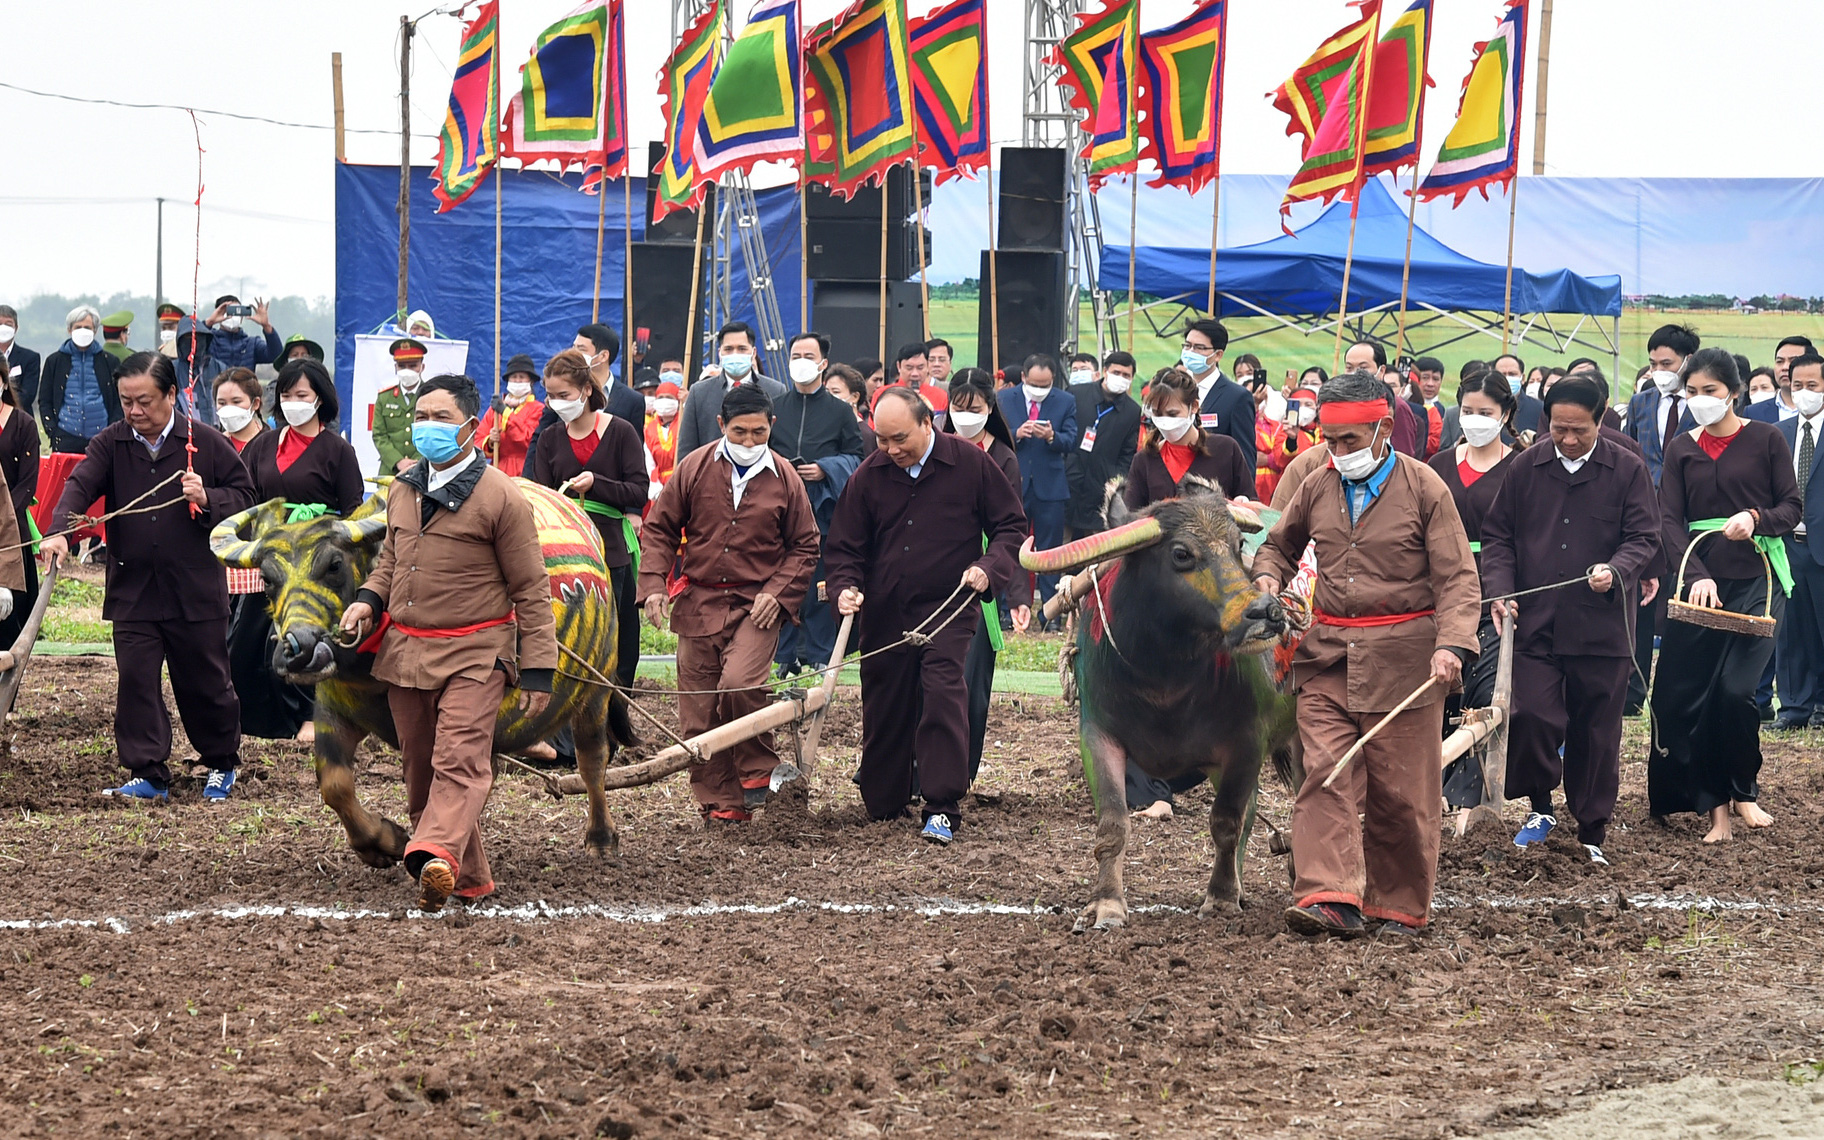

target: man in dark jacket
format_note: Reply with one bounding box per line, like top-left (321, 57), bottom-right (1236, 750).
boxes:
top-left (43, 352), bottom-right (257, 801)
top-left (1066, 350), bottom-right (1141, 537)
top-left (996, 354), bottom-right (1078, 610)
top-left (676, 321), bottom-right (788, 456)
top-left (39, 306), bottom-right (121, 453)
top-left (0, 305), bottom-right (42, 417)
top-left (826, 389), bottom-right (1028, 846)
top-left (202, 295), bottom-right (282, 375)
top-left (770, 331), bottom-right (864, 675)
top-left (1183, 318), bottom-right (1256, 471)
top-left (1480, 378), bottom-right (1661, 865)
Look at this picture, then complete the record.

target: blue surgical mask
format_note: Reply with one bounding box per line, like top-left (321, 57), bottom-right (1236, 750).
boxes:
top-left (660, 370), bottom-right (685, 387)
top-left (412, 418), bottom-right (471, 464)
top-left (1180, 349), bottom-right (1212, 376)
top-left (720, 353), bottom-right (754, 379)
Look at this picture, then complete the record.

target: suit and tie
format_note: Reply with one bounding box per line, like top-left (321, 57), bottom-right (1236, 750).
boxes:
top-left (1774, 409), bottom-right (1824, 724)
top-left (998, 384), bottom-right (1078, 605)
top-left (1195, 371), bottom-right (1257, 473)
top-left (1743, 395), bottom-right (1795, 425)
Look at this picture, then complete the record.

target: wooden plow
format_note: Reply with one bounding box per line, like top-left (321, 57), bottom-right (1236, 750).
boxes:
top-left (0, 555), bottom-right (62, 725)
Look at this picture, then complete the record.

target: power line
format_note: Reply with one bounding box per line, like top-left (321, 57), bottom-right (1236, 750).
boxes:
top-left (0, 196), bottom-right (329, 225)
top-left (0, 80), bottom-right (440, 140)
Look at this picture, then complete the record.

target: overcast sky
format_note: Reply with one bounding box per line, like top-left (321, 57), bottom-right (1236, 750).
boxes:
top-left (2, 0), bottom-right (1816, 305)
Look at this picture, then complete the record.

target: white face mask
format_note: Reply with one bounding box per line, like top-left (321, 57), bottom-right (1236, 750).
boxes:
top-left (644, 395), bottom-right (657, 414)
top-left (725, 440), bottom-right (768, 466)
top-left (220, 316), bottom-right (243, 333)
top-left (1069, 368), bottom-right (1095, 385)
top-left (1332, 428), bottom-right (1387, 480)
top-left (396, 368), bottom-right (422, 392)
top-left (1749, 389), bottom-right (1777, 404)
top-left (789, 358), bottom-right (823, 387)
top-left (949, 410), bottom-right (989, 437)
top-left (159, 328), bottom-right (177, 345)
top-left (1151, 415), bottom-right (1193, 442)
top-left (70, 327), bottom-right (96, 348)
top-left (1524, 382), bottom-right (1542, 400)
top-left (507, 379), bottom-right (533, 398)
top-left (1796, 389), bottom-right (1824, 418)
top-left (1459, 414), bottom-right (1503, 448)
top-left (1021, 383), bottom-right (1052, 405)
top-left (1298, 406), bottom-right (1317, 428)
top-left (215, 405), bottom-right (255, 433)
top-left (1685, 394), bottom-right (1730, 427)
top-left (654, 397), bottom-right (679, 418)
top-left (0, 325), bottom-right (14, 345)
top-left (280, 400), bottom-right (318, 427)
top-left (1103, 373), bottom-right (1132, 396)
top-left (549, 397), bottom-right (587, 423)
top-left (1651, 369), bottom-right (1682, 396)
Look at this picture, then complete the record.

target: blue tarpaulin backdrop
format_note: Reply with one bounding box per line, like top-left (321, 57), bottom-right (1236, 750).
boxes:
top-left (333, 162), bottom-right (804, 433)
top-left (1095, 179), bottom-right (1623, 319)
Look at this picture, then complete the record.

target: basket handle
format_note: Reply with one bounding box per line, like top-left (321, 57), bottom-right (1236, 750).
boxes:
top-left (1674, 528), bottom-right (1774, 620)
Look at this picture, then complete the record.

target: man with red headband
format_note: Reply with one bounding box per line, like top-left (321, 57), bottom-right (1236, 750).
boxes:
top-left (1252, 371), bottom-right (1480, 938)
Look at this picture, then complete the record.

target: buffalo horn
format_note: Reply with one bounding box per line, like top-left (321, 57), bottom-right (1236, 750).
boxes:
top-left (1020, 516), bottom-right (1163, 573)
top-left (1229, 502), bottom-right (1266, 533)
top-left (209, 498), bottom-right (289, 568)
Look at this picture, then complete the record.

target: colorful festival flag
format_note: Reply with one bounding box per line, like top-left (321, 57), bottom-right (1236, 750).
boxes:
top-left (655, 0), bottom-right (726, 220)
top-left (431, 0), bottom-right (501, 213)
top-left (1051, 0), bottom-right (1142, 189)
top-left (802, 14), bottom-right (839, 185)
top-left (1416, 0), bottom-right (1528, 205)
top-left (1268, 1), bottom-right (1382, 155)
top-left (1137, 0), bottom-right (1226, 193)
top-left (907, 0), bottom-right (990, 185)
top-left (1362, 0), bottom-right (1435, 177)
top-left (1278, 1), bottom-right (1381, 230)
top-left (694, 0), bottom-right (803, 182)
top-left (804, 0), bottom-right (917, 198)
top-left (501, 1), bottom-right (626, 178)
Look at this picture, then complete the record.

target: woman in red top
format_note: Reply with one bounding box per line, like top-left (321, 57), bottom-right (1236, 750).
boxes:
top-left (229, 358), bottom-right (366, 741)
top-left (213, 368), bottom-right (266, 454)
top-left (1651, 348), bottom-right (1801, 843)
top-left (1123, 367), bottom-right (1255, 510)
top-left (478, 354), bottom-right (543, 477)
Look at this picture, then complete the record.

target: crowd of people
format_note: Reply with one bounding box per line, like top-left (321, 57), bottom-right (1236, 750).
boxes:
top-left (0, 296), bottom-right (1813, 923)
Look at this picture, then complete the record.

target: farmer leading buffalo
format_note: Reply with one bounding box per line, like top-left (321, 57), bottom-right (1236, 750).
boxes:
top-left (1253, 370), bottom-right (1481, 939)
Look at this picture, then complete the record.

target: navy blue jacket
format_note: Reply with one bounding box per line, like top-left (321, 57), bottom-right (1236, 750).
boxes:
top-left (1622, 386), bottom-right (1696, 485)
top-left (4, 345), bottom-right (41, 417)
top-left (1742, 397), bottom-right (1790, 425)
top-left (997, 385), bottom-right (1078, 502)
top-left (1195, 372), bottom-right (1257, 472)
top-left (1778, 413), bottom-right (1824, 566)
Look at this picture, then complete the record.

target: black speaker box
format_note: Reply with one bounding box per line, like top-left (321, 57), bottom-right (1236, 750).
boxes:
top-left (997, 147), bottom-right (1069, 252)
top-left (644, 141), bottom-right (715, 245)
top-left (806, 219), bottom-right (932, 282)
top-left (803, 165), bottom-right (933, 221)
top-left (630, 242), bottom-right (707, 386)
top-left (977, 249), bottom-right (1069, 373)
top-left (813, 280), bottom-right (925, 367)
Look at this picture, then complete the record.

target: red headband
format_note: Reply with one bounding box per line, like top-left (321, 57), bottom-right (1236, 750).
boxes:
top-left (1317, 400), bottom-right (1392, 425)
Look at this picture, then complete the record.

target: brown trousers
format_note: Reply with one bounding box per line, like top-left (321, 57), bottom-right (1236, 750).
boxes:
top-left (676, 609), bottom-right (779, 813)
top-left (1292, 664), bottom-right (1442, 927)
top-left (388, 670), bottom-right (506, 899)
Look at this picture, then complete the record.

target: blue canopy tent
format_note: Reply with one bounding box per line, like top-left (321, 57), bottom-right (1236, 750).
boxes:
top-left (1097, 178), bottom-right (1623, 367)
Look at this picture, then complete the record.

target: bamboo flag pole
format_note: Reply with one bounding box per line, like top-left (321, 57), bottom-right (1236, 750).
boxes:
top-left (986, 163), bottom-right (1001, 373)
top-left (877, 172), bottom-right (891, 365)
top-left (1532, 0), bottom-right (1554, 175)
top-left (1501, 175), bottom-right (1520, 351)
top-left (1329, 17), bottom-right (1380, 374)
top-left (1394, 127), bottom-right (1425, 358)
top-left (1206, 174), bottom-right (1222, 317)
top-left (622, 169), bottom-right (633, 342)
top-left (1331, 207), bottom-right (1363, 374)
top-left (1126, 173), bottom-right (1138, 352)
top-left (592, 170), bottom-right (609, 323)
top-left (799, 165), bottom-right (809, 331)
top-left (912, 163), bottom-right (931, 339)
top-left (685, 203), bottom-right (709, 385)
top-left (492, 163), bottom-right (502, 462)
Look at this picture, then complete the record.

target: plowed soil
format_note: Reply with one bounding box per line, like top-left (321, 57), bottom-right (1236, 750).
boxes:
top-left (1, 656), bottom-right (1821, 1138)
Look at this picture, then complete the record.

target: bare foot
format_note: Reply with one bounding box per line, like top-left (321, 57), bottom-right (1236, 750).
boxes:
top-left (295, 722), bottom-right (316, 745)
top-left (1702, 805), bottom-right (1732, 844)
top-left (1733, 800), bottom-right (1773, 828)
top-left (519, 741), bottom-right (559, 763)
top-left (1132, 800), bottom-right (1173, 821)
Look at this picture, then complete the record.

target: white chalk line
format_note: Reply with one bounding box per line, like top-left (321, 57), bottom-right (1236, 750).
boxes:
top-left (0, 891), bottom-right (1818, 934)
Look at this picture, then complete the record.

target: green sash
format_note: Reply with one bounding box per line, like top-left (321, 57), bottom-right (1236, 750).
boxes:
top-left (980, 535), bottom-right (1002, 652)
top-left (581, 499), bottom-right (640, 572)
top-left (285, 501), bottom-right (331, 524)
top-left (23, 504), bottom-right (41, 555)
top-left (1468, 540), bottom-right (1482, 554)
top-left (1689, 517), bottom-right (1793, 596)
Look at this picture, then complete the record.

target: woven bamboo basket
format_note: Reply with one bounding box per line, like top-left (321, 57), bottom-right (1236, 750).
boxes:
top-left (1666, 531), bottom-right (1777, 638)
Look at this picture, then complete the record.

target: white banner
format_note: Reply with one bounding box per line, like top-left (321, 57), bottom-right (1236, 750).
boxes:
top-left (349, 334), bottom-right (470, 479)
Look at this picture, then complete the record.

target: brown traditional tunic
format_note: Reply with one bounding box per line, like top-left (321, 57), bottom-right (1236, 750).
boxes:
top-left (239, 426), bottom-right (366, 515)
top-left (1270, 441), bottom-right (1330, 513)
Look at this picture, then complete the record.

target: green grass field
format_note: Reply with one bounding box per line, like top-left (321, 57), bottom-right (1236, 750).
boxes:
top-left (928, 299), bottom-right (1824, 401)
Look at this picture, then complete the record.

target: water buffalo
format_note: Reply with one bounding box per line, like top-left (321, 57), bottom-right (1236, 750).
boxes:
top-left (1021, 479), bottom-right (1300, 932)
top-left (210, 481), bottom-right (634, 871)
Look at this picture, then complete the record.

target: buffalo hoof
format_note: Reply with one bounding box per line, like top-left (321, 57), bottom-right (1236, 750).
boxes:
top-left (584, 825), bottom-right (621, 861)
top-left (352, 818), bottom-right (409, 868)
top-left (1072, 898), bottom-right (1128, 934)
top-left (1198, 894), bottom-right (1242, 920)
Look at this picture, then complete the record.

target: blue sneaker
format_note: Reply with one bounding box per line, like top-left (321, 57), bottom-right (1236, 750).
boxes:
top-left (104, 778), bottom-right (168, 801)
top-left (203, 769), bottom-right (238, 802)
top-left (920, 813), bottom-right (954, 845)
top-left (1514, 812), bottom-right (1556, 847)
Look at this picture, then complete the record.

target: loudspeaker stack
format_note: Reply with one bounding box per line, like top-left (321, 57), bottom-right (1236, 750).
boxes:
top-left (809, 165), bottom-right (932, 364)
top-left (631, 142), bottom-right (712, 384)
top-left (979, 147), bottom-right (1071, 375)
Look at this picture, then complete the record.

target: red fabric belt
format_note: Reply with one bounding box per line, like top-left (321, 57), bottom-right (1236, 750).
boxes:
top-left (358, 611), bottom-right (515, 654)
top-left (1312, 608), bottom-right (1435, 628)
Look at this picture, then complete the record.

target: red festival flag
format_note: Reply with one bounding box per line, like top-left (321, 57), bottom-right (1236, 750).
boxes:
top-left (1362, 0), bottom-right (1435, 178)
top-left (1278, 1), bottom-right (1382, 230)
top-left (430, 1), bottom-right (500, 213)
top-left (1268, 1), bottom-right (1382, 155)
top-left (907, 0), bottom-right (990, 184)
top-left (804, 0), bottom-right (917, 198)
top-left (1051, 0), bottom-right (1142, 190)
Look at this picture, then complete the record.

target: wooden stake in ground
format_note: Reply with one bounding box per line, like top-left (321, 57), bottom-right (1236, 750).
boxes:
top-left (912, 163), bottom-right (931, 339)
top-left (1501, 175), bottom-right (1520, 352)
top-left (1320, 676), bottom-right (1439, 788)
top-left (797, 612), bottom-right (855, 779)
top-left (591, 168), bottom-right (609, 324)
